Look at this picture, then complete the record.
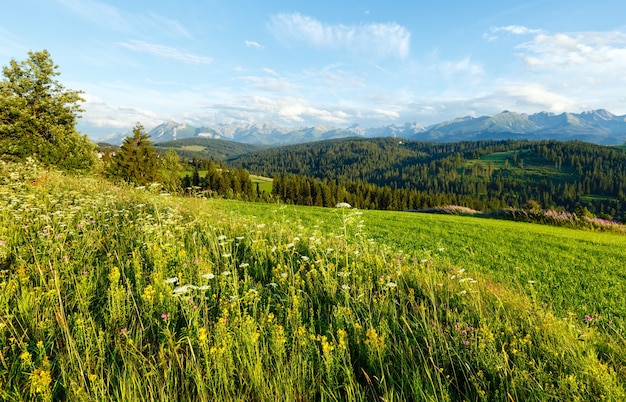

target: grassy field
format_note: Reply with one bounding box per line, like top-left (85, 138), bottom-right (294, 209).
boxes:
top-left (463, 149), bottom-right (578, 182)
top-left (1, 161), bottom-right (625, 400)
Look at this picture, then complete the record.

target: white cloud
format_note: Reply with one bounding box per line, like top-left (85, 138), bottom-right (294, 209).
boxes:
top-left (493, 84), bottom-right (576, 113)
top-left (57, 0), bottom-right (129, 32)
top-left (268, 12), bottom-right (410, 59)
top-left (520, 31), bottom-right (626, 68)
top-left (142, 12), bottom-right (193, 39)
top-left (484, 25), bottom-right (544, 41)
top-left (262, 68), bottom-right (279, 76)
top-left (440, 57), bottom-right (485, 79)
top-left (245, 40), bottom-right (263, 48)
top-left (118, 40), bottom-right (212, 65)
top-left (234, 75), bottom-right (296, 93)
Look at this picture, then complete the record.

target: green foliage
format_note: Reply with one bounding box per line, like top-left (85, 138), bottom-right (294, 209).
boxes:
top-left (230, 138), bottom-right (626, 220)
top-left (159, 148), bottom-right (183, 194)
top-left (0, 50), bottom-right (96, 172)
top-left (1, 161), bottom-right (625, 400)
top-left (180, 160), bottom-right (257, 200)
top-left (155, 137), bottom-right (263, 161)
top-left (108, 123), bottom-right (160, 185)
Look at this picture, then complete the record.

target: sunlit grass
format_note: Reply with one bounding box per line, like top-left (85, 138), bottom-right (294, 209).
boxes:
top-left (1, 160), bottom-right (624, 400)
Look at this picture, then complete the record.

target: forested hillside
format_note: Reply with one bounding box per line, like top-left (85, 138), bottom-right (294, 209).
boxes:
top-left (229, 138), bottom-right (626, 220)
top-left (154, 137), bottom-right (264, 161)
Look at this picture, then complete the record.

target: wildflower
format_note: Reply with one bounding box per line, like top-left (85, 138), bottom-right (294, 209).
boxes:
top-left (221, 253), bottom-right (232, 258)
top-left (164, 276), bottom-right (179, 284)
top-left (20, 350), bottom-right (32, 366)
top-left (335, 202), bottom-right (352, 208)
top-left (341, 284), bottom-right (351, 291)
top-left (217, 235), bottom-right (227, 241)
top-left (161, 313), bottom-right (170, 320)
top-left (386, 281), bottom-right (397, 288)
top-left (337, 329), bottom-right (348, 349)
top-left (198, 327), bottom-right (208, 343)
top-left (0, 240), bottom-right (6, 246)
top-left (239, 263), bottom-right (250, 268)
top-left (120, 327), bottom-right (128, 336)
top-left (463, 340), bottom-right (470, 346)
top-left (268, 282), bottom-right (278, 288)
top-left (31, 365), bottom-right (52, 395)
top-left (202, 273), bottom-right (215, 280)
top-left (221, 271), bottom-right (231, 276)
top-left (585, 315), bottom-right (593, 322)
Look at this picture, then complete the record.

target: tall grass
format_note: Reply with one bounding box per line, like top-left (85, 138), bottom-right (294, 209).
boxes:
top-left (1, 160), bottom-right (624, 400)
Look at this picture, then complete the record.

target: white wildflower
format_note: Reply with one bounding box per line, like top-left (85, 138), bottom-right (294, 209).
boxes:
top-left (164, 276), bottom-right (179, 284)
top-left (335, 202), bottom-right (352, 208)
top-left (202, 273), bottom-right (215, 280)
top-left (173, 284), bottom-right (196, 295)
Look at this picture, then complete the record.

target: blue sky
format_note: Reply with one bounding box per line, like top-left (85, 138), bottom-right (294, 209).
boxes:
top-left (2, 0), bottom-right (626, 138)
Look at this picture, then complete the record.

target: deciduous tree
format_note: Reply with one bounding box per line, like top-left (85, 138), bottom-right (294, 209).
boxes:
top-left (0, 50), bottom-right (95, 171)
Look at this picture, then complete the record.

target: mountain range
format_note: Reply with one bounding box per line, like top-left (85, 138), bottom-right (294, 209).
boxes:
top-left (95, 109), bottom-right (626, 146)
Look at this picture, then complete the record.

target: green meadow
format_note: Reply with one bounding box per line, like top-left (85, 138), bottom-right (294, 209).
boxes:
top-left (1, 161), bottom-right (625, 401)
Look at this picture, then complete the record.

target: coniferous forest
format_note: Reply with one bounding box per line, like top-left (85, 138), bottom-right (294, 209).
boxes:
top-left (228, 137), bottom-right (626, 221)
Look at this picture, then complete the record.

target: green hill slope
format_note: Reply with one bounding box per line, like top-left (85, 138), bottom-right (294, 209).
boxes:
top-left (1, 162), bottom-right (624, 400)
top-left (155, 137), bottom-right (264, 160)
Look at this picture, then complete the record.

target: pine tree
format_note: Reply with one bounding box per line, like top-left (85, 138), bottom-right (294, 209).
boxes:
top-left (109, 122), bottom-right (159, 185)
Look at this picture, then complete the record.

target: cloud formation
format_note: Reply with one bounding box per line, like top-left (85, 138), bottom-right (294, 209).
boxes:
top-left (484, 25), bottom-right (544, 41)
top-left (57, 0), bottom-right (129, 32)
top-left (118, 40), bottom-right (212, 65)
top-left (268, 12), bottom-right (410, 59)
top-left (245, 40), bottom-right (263, 48)
top-left (519, 31), bottom-right (626, 69)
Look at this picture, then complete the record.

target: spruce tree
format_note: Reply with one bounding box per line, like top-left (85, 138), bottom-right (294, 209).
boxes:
top-left (110, 122), bottom-right (159, 185)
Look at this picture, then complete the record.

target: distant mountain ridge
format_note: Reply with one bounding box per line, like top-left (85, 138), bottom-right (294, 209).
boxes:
top-left (95, 109), bottom-right (626, 146)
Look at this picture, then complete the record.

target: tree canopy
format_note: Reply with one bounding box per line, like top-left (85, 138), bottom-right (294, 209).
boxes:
top-left (108, 122), bottom-right (160, 186)
top-left (0, 50), bottom-right (95, 171)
